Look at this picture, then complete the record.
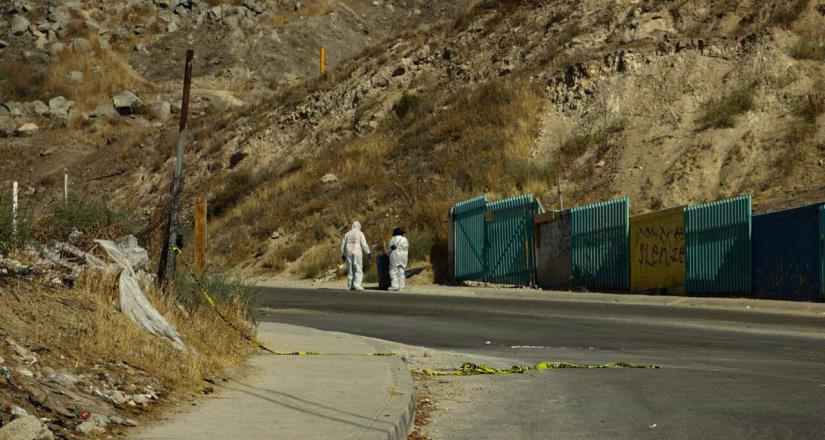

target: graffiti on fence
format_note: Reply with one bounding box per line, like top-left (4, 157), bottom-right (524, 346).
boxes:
top-left (630, 207), bottom-right (685, 293)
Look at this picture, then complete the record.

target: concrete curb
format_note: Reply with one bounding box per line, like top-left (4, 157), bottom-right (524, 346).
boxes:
top-left (383, 356), bottom-right (416, 440)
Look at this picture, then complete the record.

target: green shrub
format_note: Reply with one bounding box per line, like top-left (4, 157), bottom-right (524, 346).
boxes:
top-left (298, 246), bottom-right (339, 279)
top-left (790, 39), bottom-right (825, 61)
top-left (561, 119), bottom-right (626, 158)
top-left (406, 229), bottom-right (434, 262)
top-left (768, 0), bottom-right (809, 28)
top-left (174, 272), bottom-right (258, 323)
top-left (793, 93), bottom-right (825, 123)
top-left (39, 198), bottom-right (132, 241)
top-left (393, 93), bottom-right (423, 119)
top-left (0, 196), bottom-right (32, 254)
top-left (209, 170), bottom-right (266, 217)
top-left (696, 84), bottom-right (755, 129)
top-left (504, 158), bottom-right (557, 188)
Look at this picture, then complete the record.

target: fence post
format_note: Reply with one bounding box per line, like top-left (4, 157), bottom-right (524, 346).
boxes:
top-left (11, 181), bottom-right (18, 237)
top-left (63, 168), bottom-right (68, 204)
top-left (557, 178), bottom-right (566, 211)
top-left (194, 197), bottom-right (207, 276)
top-left (157, 49), bottom-right (195, 288)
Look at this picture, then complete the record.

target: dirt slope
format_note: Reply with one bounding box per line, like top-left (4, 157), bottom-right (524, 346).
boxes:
top-left (1, 0), bottom-right (824, 279)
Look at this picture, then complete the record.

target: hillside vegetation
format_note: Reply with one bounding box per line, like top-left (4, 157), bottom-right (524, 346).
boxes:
top-left (1, 0), bottom-right (824, 283)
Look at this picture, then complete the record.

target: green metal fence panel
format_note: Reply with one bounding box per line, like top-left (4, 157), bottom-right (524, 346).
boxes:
top-left (684, 195), bottom-right (752, 296)
top-left (485, 194), bottom-right (537, 286)
top-left (570, 197), bottom-right (630, 291)
top-left (453, 195), bottom-right (486, 282)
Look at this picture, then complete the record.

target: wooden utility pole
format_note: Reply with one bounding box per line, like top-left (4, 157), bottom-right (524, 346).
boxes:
top-left (193, 197), bottom-right (207, 276)
top-left (157, 49), bottom-right (194, 288)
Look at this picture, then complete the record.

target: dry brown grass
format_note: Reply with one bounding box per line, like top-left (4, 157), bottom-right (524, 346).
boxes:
top-left (259, 0), bottom-right (335, 28)
top-left (0, 269), bottom-right (252, 395)
top-left (211, 78), bottom-right (545, 278)
top-left (0, 35), bottom-right (149, 111)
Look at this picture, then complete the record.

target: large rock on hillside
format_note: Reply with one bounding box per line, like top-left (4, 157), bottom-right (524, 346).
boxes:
top-left (0, 415), bottom-right (54, 440)
top-left (11, 15), bottom-right (30, 36)
top-left (112, 91), bottom-right (142, 115)
top-left (48, 96), bottom-right (74, 118)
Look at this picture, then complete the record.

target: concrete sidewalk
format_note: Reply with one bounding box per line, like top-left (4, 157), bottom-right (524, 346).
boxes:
top-left (132, 323), bottom-right (414, 440)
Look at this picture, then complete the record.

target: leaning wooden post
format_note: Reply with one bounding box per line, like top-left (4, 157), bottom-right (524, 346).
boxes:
top-left (194, 197), bottom-right (207, 277)
top-left (157, 49), bottom-right (194, 288)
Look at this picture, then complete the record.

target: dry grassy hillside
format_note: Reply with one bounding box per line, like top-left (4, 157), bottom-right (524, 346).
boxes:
top-left (1, 0), bottom-right (824, 283)
top-left (201, 0), bottom-right (825, 281)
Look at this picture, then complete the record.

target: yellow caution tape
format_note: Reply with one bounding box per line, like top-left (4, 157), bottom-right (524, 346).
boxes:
top-left (173, 249), bottom-right (660, 369)
top-left (419, 361), bottom-right (660, 376)
top-left (173, 247), bottom-right (397, 357)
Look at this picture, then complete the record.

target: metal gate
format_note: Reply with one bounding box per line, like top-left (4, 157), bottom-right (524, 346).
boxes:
top-left (820, 206), bottom-right (825, 301)
top-left (453, 195), bottom-right (486, 282)
top-left (485, 194), bottom-right (539, 286)
top-left (571, 197), bottom-right (630, 291)
top-left (684, 195), bottom-right (751, 296)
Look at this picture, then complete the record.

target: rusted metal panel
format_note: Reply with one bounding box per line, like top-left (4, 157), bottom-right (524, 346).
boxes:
top-left (534, 210), bottom-right (572, 290)
top-left (630, 207), bottom-right (686, 294)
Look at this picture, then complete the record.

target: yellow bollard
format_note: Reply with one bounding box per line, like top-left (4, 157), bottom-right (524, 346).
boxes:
top-left (320, 47), bottom-right (326, 75)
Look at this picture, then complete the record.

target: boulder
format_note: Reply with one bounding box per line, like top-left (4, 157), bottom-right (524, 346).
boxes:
top-left (321, 173), bottom-right (338, 184)
top-left (0, 39), bottom-right (9, 49)
top-left (0, 117), bottom-right (15, 137)
top-left (66, 71), bottom-right (84, 83)
top-left (112, 91), bottom-right (142, 115)
top-left (15, 122), bottom-right (38, 136)
top-left (11, 14), bottom-right (30, 36)
top-left (146, 101), bottom-right (171, 120)
top-left (0, 416), bottom-right (54, 440)
top-left (4, 102), bottom-right (26, 117)
top-left (69, 37), bottom-right (92, 52)
top-left (48, 96), bottom-right (74, 118)
top-left (30, 101), bottom-right (49, 117)
top-left (87, 103), bottom-right (118, 120)
top-left (205, 91), bottom-right (244, 112)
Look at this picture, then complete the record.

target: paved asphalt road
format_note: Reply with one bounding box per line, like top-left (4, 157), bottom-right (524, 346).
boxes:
top-left (256, 287), bottom-right (825, 439)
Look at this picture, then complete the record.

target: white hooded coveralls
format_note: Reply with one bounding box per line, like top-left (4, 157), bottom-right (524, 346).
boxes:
top-left (341, 222), bottom-right (370, 290)
top-left (388, 235), bottom-right (409, 290)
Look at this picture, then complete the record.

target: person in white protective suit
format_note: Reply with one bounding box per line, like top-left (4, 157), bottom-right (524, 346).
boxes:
top-left (341, 221), bottom-right (372, 291)
top-left (388, 227), bottom-right (409, 291)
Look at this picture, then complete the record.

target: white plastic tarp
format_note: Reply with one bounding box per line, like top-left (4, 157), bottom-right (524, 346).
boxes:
top-left (95, 237), bottom-right (186, 350)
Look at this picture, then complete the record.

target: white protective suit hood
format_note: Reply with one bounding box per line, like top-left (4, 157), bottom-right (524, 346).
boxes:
top-left (352, 221), bottom-right (362, 231)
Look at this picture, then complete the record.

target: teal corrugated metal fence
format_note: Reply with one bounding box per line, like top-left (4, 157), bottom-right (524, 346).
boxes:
top-left (820, 206), bottom-right (825, 300)
top-left (453, 195), bottom-right (486, 282)
top-left (684, 195), bottom-right (752, 295)
top-left (485, 194), bottom-right (538, 286)
top-left (570, 197), bottom-right (630, 291)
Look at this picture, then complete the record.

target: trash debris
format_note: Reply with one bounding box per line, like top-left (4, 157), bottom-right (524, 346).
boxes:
top-left (96, 238), bottom-right (186, 350)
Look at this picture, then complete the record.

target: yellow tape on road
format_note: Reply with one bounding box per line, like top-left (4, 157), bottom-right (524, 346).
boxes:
top-left (173, 249), bottom-right (662, 370)
top-left (419, 361), bottom-right (660, 376)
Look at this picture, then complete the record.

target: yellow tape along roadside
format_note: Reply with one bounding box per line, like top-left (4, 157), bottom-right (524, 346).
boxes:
top-left (419, 361), bottom-right (660, 377)
top-left (173, 248), bottom-right (662, 370)
top-left (172, 247), bottom-right (395, 357)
